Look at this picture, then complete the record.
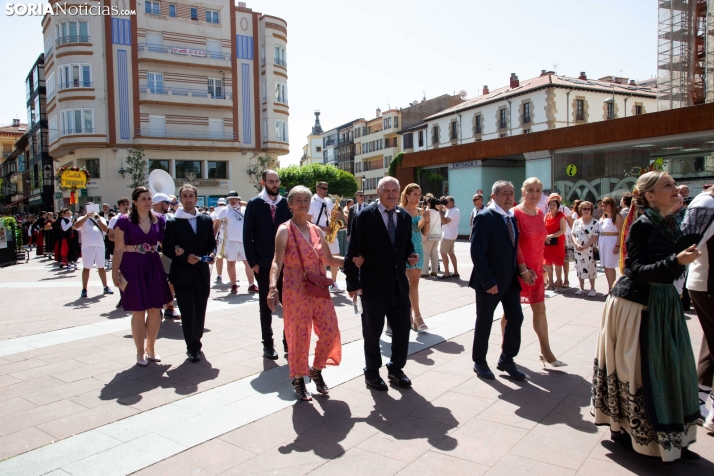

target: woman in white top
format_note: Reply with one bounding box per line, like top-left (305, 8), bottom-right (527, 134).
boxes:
top-left (421, 196), bottom-right (441, 277)
top-left (598, 196), bottom-right (624, 293)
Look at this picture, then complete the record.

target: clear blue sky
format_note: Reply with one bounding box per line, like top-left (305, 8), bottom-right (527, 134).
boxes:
top-left (0, 0), bottom-right (657, 166)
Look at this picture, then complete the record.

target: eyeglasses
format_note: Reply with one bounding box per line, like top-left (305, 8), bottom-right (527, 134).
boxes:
top-left (318, 187), bottom-right (328, 191)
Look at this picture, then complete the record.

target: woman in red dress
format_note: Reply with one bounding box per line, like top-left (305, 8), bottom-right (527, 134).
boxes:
top-left (543, 193), bottom-right (567, 291)
top-left (502, 178), bottom-right (567, 367)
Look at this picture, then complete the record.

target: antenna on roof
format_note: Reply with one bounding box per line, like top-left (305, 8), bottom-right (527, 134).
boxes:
top-left (553, 63), bottom-right (558, 74)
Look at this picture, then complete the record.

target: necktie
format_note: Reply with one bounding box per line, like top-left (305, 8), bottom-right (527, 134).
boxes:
top-left (386, 209), bottom-right (396, 245)
top-left (506, 216), bottom-right (515, 247)
top-left (270, 204), bottom-right (276, 222)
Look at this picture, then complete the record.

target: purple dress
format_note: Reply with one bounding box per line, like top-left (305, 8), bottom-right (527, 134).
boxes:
top-left (116, 214), bottom-right (173, 311)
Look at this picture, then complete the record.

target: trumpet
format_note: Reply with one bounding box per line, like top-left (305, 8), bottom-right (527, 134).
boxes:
top-left (215, 218), bottom-right (228, 259)
top-left (325, 218), bottom-right (342, 244)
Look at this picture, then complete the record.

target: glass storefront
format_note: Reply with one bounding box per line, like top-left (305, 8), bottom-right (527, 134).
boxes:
top-left (554, 134), bottom-right (714, 204)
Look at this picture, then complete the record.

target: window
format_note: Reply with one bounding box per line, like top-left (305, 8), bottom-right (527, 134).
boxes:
top-left (275, 82), bottom-right (288, 104)
top-left (523, 103), bottom-right (531, 123)
top-left (606, 102), bottom-right (614, 120)
top-left (635, 105), bottom-right (643, 116)
top-left (274, 46), bottom-right (286, 67)
top-left (147, 72), bottom-right (164, 94)
top-left (207, 78), bottom-right (223, 98)
top-left (394, 116), bottom-right (399, 128)
top-left (148, 115), bottom-right (166, 137)
top-left (500, 109), bottom-right (507, 129)
top-left (190, 7), bottom-right (198, 20)
top-left (418, 130), bottom-right (424, 147)
top-left (206, 10), bottom-right (219, 24)
top-left (275, 120), bottom-right (288, 141)
top-left (263, 118), bottom-right (268, 141)
top-left (383, 117), bottom-right (392, 129)
top-left (58, 64), bottom-right (91, 89)
top-left (208, 119), bottom-right (224, 139)
top-left (169, 4), bottom-right (176, 16)
top-left (576, 99), bottom-right (585, 121)
top-left (474, 115), bottom-right (482, 134)
top-left (145, 1), bottom-right (160, 15)
top-left (56, 20), bottom-right (89, 44)
top-left (523, 129), bottom-right (531, 134)
top-left (403, 133), bottom-right (413, 149)
top-left (149, 160), bottom-right (169, 173)
top-left (207, 161), bottom-right (227, 178)
top-left (384, 156), bottom-right (391, 169)
top-left (85, 159), bottom-right (100, 178)
top-left (176, 161), bottom-right (202, 179)
top-left (46, 72), bottom-right (56, 100)
top-left (59, 108), bottom-right (94, 135)
top-left (355, 162), bottom-right (361, 173)
top-left (316, 146), bottom-right (322, 152)
top-left (48, 116), bottom-right (58, 142)
top-left (44, 34), bottom-right (52, 56)
top-left (450, 121), bottom-right (458, 140)
top-left (432, 125), bottom-right (439, 144)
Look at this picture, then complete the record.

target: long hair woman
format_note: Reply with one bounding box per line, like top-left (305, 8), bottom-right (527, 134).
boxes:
top-left (112, 187), bottom-right (173, 366)
top-left (400, 183), bottom-right (428, 332)
top-left (502, 178), bottom-right (566, 367)
top-left (591, 171), bottom-right (701, 462)
top-left (543, 194), bottom-right (567, 290)
top-left (598, 196), bottom-right (624, 292)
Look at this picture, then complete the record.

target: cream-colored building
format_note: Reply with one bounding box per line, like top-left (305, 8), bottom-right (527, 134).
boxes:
top-left (353, 108), bottom-right (401, 199)
top-left (43, 0), bottom-right (288, 208)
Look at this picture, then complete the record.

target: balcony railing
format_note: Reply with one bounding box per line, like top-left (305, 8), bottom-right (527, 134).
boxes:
top-left (499, 121), bottom-right (507, 129)
top-left (58, 81), bottom-right (93, 90)
top-left (275, 97), bottom-right (288, 105)
top-left (324, 139), bottom-right (335, 146)
top-left (56, 35), bottom-right (90, 46)
top-left (45, 46), bottom-right (53, 58)
top-left (137, 43), bottom-right (231, 61)
top-left (135, 128), bottom-right (239, 140)
top-left (47, 89), bottom-right (56, 102)
top-left (139, 85), bottom-right (232, 100)
top-left (474, 126), bottom-right (482, 134)
top-left (59, 127), bottom-right (96, 136)
top-left (576, 111), bottom-right (585, 121)
top-left (523, 115), bottom-right (531, 123)
top-left (274, 58), bottom-right (287, 67)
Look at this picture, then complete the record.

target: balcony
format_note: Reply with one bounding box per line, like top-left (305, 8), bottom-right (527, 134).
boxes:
top-left (137, 43), bottom-right (231, 64)
top-left (139, 85), bottom-right (232, 100)
top-left (45, 46), bottom-right (53, 58)
top-left (60, 127), bottom-right (96, 136)
top-left (523, 115), bottom-right (531, 123)
top-left (56, 35), bottom-right (90, 46)
top-left (275, 96), bottom-right (288, 105)
top-left (135, 128), bottom-right (239, 140)
top-left (58, 81), bottom-right (93, 91)
top-left (47, 89), bottom-right (56, 102)
top-left (274, 58), bottom-right (287, 67)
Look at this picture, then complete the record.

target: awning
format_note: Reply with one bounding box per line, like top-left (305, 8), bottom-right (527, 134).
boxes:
top-left (6, 196), bottom-right (29, 207)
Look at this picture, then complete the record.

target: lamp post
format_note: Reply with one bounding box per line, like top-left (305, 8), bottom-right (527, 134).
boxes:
top-left (361, 175), bottom-right (366, 196)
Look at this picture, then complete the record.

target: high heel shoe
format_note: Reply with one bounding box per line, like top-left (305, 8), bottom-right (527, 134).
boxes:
top-left (412, 316), bottom-right (429, 332)
top-left (146, 353), bottom-right (161, 362)
top-left (309, 367), bottom-right (329, 395)
top-left (136, 353), bottom-right (148, 367)
top-left (539, 354), bottom-right (567, 368)
top-left (292, 377), bottom-right (313, 402)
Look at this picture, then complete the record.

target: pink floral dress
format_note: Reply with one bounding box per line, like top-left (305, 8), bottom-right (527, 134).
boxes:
top-left (282, 221), bottom-right (341, 378)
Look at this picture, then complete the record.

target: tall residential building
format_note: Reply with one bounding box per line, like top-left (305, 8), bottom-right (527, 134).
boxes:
top-left (43, 0), bottom-right (288, 208)
top-left (1, 120), bottom-right (30, 213)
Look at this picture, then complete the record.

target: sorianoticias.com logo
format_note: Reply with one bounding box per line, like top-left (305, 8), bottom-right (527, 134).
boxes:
top-left (5, 3), bottom-right (136, 16)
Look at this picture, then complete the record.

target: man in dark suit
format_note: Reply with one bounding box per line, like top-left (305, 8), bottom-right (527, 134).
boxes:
top-left (470, 180), bottom-right (535, 380)
top-left (163, 184), bottom-right (217, 363)
top-left (346, 190), bottom-right (366, 241)
top-left (345, 177), bottom-right (420, 391)
top-left (243, 169), bottom-right (292, 359)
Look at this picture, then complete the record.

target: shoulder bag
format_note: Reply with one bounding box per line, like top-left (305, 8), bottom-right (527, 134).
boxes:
top-left (289, 222), bottom-right (333, 299)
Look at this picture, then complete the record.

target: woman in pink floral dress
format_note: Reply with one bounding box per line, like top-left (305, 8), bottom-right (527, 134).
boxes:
top-left (268, 186), bottom-right (363, 401)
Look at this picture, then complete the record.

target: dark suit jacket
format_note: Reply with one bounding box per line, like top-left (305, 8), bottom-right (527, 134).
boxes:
top-left (468, 208), bottom-right (521, 293)
top-left (163, 214), bottom-right (217, 286)
top-left (347, 202), bottom-right (366, 237)
top-left (344, 203), bottom-right (415, 299)
top-left (243, 195), bottom-right (292, 269)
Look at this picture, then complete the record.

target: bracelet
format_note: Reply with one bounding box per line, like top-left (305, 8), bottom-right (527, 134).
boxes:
top-left (520, 269), bottom-right (531, 275)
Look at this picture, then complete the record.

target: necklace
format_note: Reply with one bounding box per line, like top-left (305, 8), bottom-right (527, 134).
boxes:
top-left (521, 205), bottom-right (537, 216)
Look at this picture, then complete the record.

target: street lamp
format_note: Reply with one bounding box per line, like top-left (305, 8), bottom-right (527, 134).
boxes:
top-left (361, 175), bottom-right (366, 193)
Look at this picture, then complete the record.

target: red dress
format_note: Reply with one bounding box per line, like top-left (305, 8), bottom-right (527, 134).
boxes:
top-left (514, 207), bottom-right (547, 304)
top-left (543, 211), bottom-right (566, 265)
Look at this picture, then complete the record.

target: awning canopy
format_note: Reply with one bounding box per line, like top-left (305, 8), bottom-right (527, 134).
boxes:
top-left (6, 195), bottom-right (29, 207)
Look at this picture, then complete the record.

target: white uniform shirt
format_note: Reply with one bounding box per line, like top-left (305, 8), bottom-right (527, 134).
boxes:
top-left (309, 195), bottom-right (333, 228)
top-left (79, 216), bottom-right (106, 248)
top-left (441, 207), bottom-right (461, 240)
top-left (685, 192), bottom-right (714, 292)
top-left (215, 205), bottom-right (246, 242)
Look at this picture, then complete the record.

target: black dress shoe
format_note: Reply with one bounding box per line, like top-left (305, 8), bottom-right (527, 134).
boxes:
top-left (263, 347), bottom-right (279, 360)
top-left (496, 361), bottom-right (527, 380)
top-left (186, 351), bottom-right (200, 363)
top-left (365, 376), bottom-right (388, 391)
top-left (388, 372), bottom-right (412, 388)
top-left (473, 362), bottom-right (495, 379)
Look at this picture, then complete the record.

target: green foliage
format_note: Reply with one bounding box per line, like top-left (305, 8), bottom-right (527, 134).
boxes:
top-left (126, 148), bottom-right (148, 189)
top-left (248, 154), bottom-right (279, 192)
top-left (388, 152), bottom-right (405, 178)
top-left (2, 217), bottom-right (22, 252)
top-left (278, 163), bottom-right (358, 198)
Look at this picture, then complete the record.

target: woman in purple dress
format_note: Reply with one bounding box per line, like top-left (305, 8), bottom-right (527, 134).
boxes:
top-left (112, 187), bottom-right (173, 366)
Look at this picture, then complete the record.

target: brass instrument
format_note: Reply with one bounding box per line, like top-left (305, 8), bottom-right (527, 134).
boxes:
top-left (325, 202), bottom-right (343, 244)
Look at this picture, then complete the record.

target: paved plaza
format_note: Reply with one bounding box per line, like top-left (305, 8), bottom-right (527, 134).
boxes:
top-left (0, 242), bottom-right (711, 475)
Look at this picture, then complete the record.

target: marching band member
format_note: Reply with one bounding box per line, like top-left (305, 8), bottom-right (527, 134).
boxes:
top-left (214, 191), bottom-right (257, 294)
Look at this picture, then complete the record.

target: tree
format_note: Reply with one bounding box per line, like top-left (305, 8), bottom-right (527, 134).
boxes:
top-left (278, 163), bottom-right (358, 198)
top-left (125, 148), bottom-right (148, 189)
top-left (247, 153), bottom-right (279, 192)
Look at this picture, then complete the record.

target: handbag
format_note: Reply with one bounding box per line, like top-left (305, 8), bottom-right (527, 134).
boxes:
top-left (544, 237), bottom-right (558, 246)
top-left (117, 272), bottom-right (129, 292)
top-left (289, 222), bottom-right (333, 299)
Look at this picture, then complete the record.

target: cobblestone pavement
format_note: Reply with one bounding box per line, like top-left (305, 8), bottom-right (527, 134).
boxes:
top-left (0, 242), bottom-right (711, 475)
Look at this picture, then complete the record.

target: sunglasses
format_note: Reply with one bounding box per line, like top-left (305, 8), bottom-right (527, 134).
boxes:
top-left (170, 201), bottom-right (178, 206)
top-left (318, 187), bottom-right (328, 191)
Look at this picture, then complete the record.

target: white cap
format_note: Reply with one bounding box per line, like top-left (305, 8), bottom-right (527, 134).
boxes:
top-left (217, 198), bottom-right (227, 205)
top-left (152, 193), bottom-right (170, 205)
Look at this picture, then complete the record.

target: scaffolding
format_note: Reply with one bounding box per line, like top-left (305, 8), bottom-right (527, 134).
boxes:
top-left (657, 0), bottom-right (714, 109)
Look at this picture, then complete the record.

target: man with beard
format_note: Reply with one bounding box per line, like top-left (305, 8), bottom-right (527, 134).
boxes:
top-left (244, 169), bottom-right (292, 359)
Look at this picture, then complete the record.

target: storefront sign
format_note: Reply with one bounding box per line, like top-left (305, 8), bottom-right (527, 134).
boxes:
top-left (566, 164), bottom-right (577, 177)
top-left (60, 170), bottom-right (87, 189)
top-left (451, 161), bottom-right (479, 169)
top-left (55, 192), bottom-right (63, 199)
top-left (172, 47), bottom-right (207, 57)
top-left (173, 179), bottom-right (221, 187)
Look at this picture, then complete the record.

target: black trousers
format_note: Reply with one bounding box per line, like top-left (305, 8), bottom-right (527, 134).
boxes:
top-left (361, 293), bottom-right (411, 379)
top-left (472, 288), bottom-right (523, 364)
top-left (174, 279), bottom-right (210, 354)
top-left (256, 266), bottom-right (286, 349)
top-left (691, 290), bottom-right (714, 387)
